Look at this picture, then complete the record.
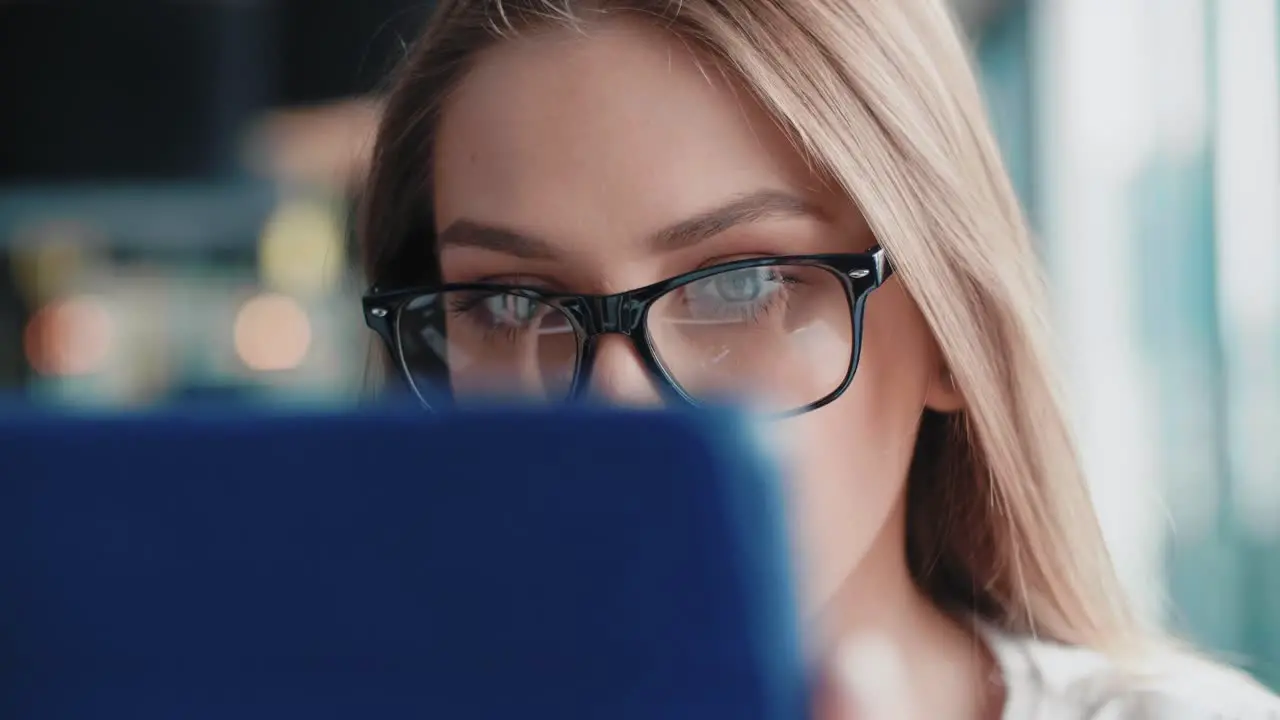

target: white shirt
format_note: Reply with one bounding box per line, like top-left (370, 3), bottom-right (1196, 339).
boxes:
top-left (981, 624), bottom-right (1280, 719)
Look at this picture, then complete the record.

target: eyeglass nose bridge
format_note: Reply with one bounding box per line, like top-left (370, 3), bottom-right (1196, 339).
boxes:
top-left (581, 292), bottom-right (646, 337)
top-left (572, 291), bottom-right (675, 404)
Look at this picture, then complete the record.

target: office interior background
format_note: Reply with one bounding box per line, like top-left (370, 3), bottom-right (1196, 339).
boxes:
top-left (1, 0), bottom-right (1278, 689)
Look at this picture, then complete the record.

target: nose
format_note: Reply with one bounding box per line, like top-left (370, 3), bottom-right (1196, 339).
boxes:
top-left (584, 335), bottom-right (664, 406)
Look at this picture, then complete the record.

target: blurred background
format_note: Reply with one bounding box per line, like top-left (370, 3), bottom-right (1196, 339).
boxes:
top-left (1, 0), bottom-right (1277, 689)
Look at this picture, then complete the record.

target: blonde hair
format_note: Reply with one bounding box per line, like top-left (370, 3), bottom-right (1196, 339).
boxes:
top-left (361, 0), bottom-right (1144, 655)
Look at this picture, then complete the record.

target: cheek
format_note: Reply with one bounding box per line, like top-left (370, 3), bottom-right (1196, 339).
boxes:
top-left (774, 284), bottom-right (934, 611)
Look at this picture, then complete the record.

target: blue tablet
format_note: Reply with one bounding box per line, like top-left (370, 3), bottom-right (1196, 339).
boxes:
top-left (0, 406), bottom-right (806, 719)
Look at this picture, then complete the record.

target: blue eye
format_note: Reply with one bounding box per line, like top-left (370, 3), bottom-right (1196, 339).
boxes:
top-left (681, 267), bottom-right (791, 322)
top-left (689, 267), bottom-right (784, 305)
top-left (707, 267), bottom-right (774, 303)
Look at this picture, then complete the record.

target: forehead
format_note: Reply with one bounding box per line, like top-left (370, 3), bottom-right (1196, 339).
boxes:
top-left (431, 19), bottom-right (833, 242)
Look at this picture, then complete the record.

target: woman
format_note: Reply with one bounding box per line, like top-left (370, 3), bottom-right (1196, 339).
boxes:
top-left (358, 0), bottom-right (1280, 717)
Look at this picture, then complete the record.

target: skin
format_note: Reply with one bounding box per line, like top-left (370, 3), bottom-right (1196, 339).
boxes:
top-left (432, 20), bottom-right (997, 720)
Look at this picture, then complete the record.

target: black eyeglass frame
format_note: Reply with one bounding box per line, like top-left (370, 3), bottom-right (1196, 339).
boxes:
top-left (364, 247), bottom-right (894, 417)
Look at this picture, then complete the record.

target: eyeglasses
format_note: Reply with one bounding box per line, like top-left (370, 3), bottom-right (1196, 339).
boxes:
top-left (364, 248), bottom-right (894, 417)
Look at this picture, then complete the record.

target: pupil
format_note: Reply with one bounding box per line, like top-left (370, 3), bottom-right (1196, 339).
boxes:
top-left (716, 269), bottom-right (762, 302)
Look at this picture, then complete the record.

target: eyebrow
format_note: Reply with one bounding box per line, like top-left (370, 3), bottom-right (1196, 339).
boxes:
top-left (436, 221), bottom-right (559, 259)
top-left (648, 190), bottom-right (819, 251)
top-left (435, 189), bottom-right (821, 259)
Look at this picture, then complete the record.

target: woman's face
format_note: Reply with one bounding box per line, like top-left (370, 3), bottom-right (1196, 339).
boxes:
top-left (432, 20), bottom-right (960, 612)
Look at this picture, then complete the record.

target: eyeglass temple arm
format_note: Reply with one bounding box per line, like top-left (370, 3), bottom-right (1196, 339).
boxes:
top-left (872, 245), bottom-right (894, 284)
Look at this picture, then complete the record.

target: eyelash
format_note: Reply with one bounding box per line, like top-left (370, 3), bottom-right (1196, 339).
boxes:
top-left (446, 294), bottom-right (530, 342)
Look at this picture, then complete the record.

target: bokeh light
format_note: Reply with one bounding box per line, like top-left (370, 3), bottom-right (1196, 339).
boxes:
top-left (258, 199), bottom-right (345, 296)
top-left (23, 295), bottom-right (115, 376)
top-left (233, 293), bottom-right (312, 372)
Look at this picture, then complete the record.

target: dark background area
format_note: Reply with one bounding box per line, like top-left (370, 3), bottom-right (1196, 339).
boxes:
top-left (0, 1), bottom-right (427, 181)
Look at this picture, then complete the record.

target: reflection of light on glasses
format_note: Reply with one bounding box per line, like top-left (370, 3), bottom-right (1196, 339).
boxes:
top-left (419, 326), bottom-right (454, 362)
top-left (23, 295), bottom-right (115, 376)
top-left (791, 324), bottom-right (840, 354)
top-left (234, 293), bottom-right (312, 372)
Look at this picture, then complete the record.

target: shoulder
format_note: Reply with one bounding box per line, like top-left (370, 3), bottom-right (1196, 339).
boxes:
top-left (983, 626), bottom-right (1280, 719)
